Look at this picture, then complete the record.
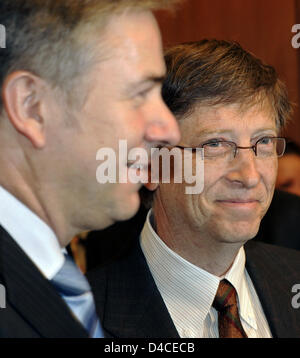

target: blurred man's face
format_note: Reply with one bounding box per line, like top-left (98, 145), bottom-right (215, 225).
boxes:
top-left (47, 11), bottom-right (180, 231)
top-left (276, 154), bottom-right (300, 196)
top-left (154, 103), bottom-right (278, 246)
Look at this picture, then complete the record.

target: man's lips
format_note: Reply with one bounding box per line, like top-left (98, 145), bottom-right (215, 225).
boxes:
top-left (216, 199), bottom-right (259, 203)
top-left (216, 199), bottom-right (260, 210)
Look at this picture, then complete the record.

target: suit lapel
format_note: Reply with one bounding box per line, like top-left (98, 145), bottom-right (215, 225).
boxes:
top-left (245, 241), bottom-right (300, 338)
top-left (0, 226), bottom-right (88, 338)
top-left (90, 241), bottom-right (179, 338)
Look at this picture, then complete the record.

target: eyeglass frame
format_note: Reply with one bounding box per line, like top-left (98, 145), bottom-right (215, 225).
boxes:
top-left (173, 136), bottom-right (286, 160)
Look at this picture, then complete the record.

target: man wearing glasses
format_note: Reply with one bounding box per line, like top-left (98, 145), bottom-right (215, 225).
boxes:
top-left (88, 40), bottom-right (300, 338)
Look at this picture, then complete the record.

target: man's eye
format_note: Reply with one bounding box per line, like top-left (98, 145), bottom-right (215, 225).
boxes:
top-left (258, 137), bottom-right (273, 145)
top-left (133, 89), bottom-right (151, 106)
top-left (203, 140), bottom-right (222, 147)
top-left (137, 89), bottom-right (149, 98)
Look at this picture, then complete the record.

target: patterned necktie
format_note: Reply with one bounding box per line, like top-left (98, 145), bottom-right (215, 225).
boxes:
top-left (51, 254), bottom-right (104, 338)
top-left (212, 279), bottom-right (248, 338)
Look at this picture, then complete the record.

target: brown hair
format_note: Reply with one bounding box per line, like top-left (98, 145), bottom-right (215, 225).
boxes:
top-left (0, 0), bottom-right (180, 110)
top-left (162, 39), bottom-right (292, 128)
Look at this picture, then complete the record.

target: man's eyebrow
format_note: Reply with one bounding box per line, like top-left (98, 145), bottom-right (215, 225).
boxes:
top-left (138, 75), bottom-right (166, 86)
top-left (128, 75), bottom-right (166, 90)
top-left (194, 127), bottom-right (277, 137)
top-left (252, 127), bottom-right (278, 136)
top-left (144, 74), bottom-right (166, 82)
top-left (151, 75), bottom-right (165, 82)
top-left (186, 128), bottom-right (278, 144)
top-left (193, 129), bottom-right (232, 137)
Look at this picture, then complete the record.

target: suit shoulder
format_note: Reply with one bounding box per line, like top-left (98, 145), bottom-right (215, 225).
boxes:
top-left (245, 240), bottom-right (300, 269)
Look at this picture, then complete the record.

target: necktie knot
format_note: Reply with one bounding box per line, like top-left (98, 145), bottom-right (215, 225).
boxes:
top-left (213, 279), bottom-right (248, 338)
top-left (213, 279), bottom-right (236, 312)
top-left (51, 254), bottom-right (90, 296)
top-left (51, 254), bottom-right (103, 338)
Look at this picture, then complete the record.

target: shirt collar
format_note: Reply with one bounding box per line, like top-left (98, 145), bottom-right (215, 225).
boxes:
top-left (0, 186), bottom-right (65, 280)
top-left (141, 209), bottom-right (257, 332)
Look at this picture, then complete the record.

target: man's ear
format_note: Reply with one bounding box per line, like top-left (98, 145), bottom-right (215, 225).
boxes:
top-left (2, 71), bottom-right (46, 149)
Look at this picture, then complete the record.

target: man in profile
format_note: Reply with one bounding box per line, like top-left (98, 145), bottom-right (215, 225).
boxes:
top-left (88, 40), bottom-right (300, 338)
top-left (0, 0), bottom-right (180, 337)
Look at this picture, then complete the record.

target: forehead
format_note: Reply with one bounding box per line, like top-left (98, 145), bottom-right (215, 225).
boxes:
top-left (99, 11), bottom-right (166, 76)
top-left (179, 103), bottom-right (278, 143)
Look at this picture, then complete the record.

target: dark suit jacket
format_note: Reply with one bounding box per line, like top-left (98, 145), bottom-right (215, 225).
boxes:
top-left (0, 226), bottom-right (89, 338)
top-left (87, 239), bottom-right (300, 338)
top-left (254, 190), bottom-right (300, 250)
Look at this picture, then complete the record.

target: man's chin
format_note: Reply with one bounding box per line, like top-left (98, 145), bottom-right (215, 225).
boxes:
top-left (113, 190), bottom-right (141, 222)
top-left (223, 223), bottom-right (260, 244)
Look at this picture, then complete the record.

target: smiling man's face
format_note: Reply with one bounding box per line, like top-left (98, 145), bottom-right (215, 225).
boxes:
top-left (155, 102), bottom-right (278, 245)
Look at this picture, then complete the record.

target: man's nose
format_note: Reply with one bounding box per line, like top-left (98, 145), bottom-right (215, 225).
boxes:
top-left (145, 100), bottom-right (180, 146)
top-left (225, 148), bottom-right (261, 188)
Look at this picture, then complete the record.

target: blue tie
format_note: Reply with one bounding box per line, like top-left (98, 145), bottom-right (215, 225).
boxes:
top-left (51, 254), bottom-right (104, 338)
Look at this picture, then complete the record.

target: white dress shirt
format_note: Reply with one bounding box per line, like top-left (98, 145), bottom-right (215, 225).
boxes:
top-left (140, 210), bottom-right (272, 338)
top-left (0, 186), bottom-right (64, 280)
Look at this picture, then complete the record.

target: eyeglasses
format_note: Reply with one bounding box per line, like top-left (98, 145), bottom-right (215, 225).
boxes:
top-left (176, 136), bottom-right (286, 162)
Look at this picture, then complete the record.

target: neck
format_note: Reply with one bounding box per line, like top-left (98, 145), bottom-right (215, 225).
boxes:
top-left (0, 157), bottom-right (78, 247)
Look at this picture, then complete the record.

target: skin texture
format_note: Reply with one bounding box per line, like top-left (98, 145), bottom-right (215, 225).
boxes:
top-left (149, 103), bottom-right (278, 276)
top-left (0, 10), bottom-right (180, 247)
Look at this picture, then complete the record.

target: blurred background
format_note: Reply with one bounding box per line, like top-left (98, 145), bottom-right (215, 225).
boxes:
top-left (154, 0), bottom-right (300, 146)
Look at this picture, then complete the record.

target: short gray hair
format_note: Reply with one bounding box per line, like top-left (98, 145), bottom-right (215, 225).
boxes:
top-left (0, 0), bottom-right (180, 111)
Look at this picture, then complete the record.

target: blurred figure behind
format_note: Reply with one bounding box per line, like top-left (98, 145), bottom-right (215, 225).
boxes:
top-left (276, 141), bottom-right (300, 196)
